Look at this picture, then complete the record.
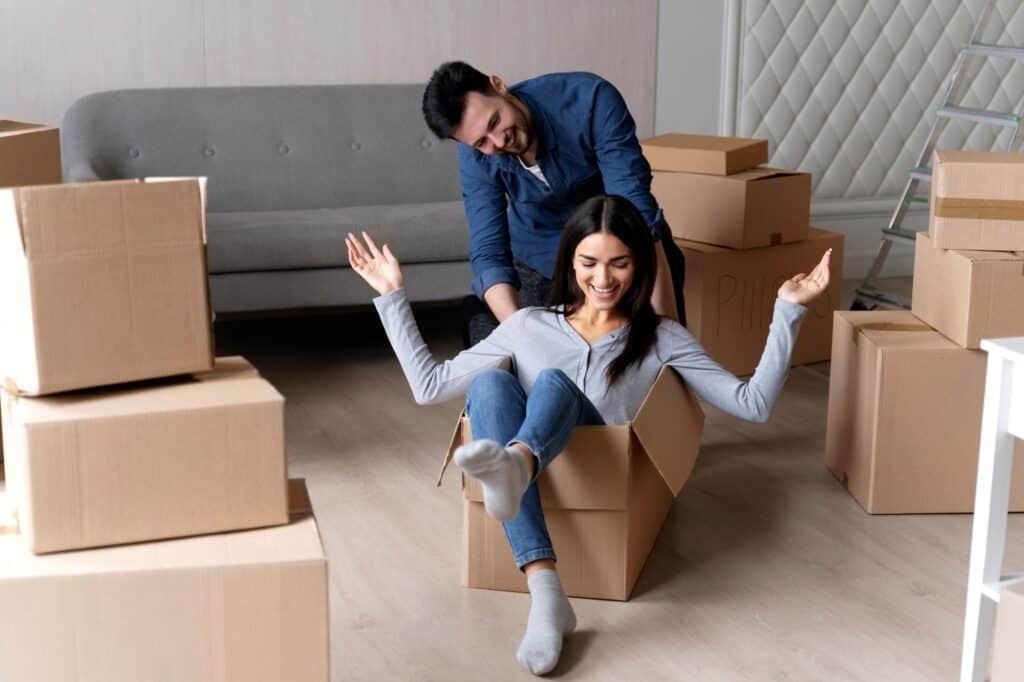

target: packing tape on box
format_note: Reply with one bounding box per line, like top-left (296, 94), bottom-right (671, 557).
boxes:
top-left (934, 197), bottom-right (1024, 221)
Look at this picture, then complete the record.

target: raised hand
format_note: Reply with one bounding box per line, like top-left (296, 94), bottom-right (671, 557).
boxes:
top-left (778, 248), bottom-right (832, 306)
top-left (346, 231), bottom-right (404, 296)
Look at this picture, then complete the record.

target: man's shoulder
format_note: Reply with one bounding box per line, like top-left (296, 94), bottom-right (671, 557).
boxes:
top-left (514, 72), bottom-right (608, 100)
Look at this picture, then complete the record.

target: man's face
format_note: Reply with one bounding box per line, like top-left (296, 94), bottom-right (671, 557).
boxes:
top-left (452, 79), bottom-right (534, 157)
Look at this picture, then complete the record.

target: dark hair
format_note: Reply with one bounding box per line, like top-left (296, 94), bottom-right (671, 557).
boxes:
top-left (422, 61), bottom-right (493, 140)
top-left (548, 195), bottom-right (660, 387)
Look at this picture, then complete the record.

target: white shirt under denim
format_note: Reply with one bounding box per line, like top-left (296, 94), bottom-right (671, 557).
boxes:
top-left (373, 288), bottom-right (807, 425)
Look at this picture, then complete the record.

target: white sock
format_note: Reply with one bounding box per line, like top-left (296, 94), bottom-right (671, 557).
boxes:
top-left (516, 569), bottom-right (576, 676)
top-left (453, 439), bottom-right (531, 521)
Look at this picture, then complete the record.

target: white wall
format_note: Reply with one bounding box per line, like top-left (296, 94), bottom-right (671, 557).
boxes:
top-left (0, 0), bottom-right (657, 135)
top-left (655, 0), bottom-right (724, 136)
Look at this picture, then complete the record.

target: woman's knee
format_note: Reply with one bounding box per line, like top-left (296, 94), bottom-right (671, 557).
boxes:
top-left (468, 368), bottom-right (519, 402)
top-left (534, 368), bottom-right (574, 392)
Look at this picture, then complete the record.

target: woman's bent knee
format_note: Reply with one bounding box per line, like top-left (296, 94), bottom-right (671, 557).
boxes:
top-left (534, 368), bottom-right (573, 390)
top-left (468, 368), bottom-right (518, 401)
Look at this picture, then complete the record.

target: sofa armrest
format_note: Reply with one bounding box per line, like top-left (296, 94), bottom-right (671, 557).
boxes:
top-left (64, 160), bottom-right (104, 183)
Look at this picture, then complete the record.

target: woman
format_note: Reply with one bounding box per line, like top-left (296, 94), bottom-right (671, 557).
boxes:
top-left (346, 195), bottom-right (830, 676)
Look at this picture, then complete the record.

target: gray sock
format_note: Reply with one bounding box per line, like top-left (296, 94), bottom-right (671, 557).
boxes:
top-left (516, 569), bottom-right (576, 676)
top-left (453, 439), bottom-right (531, 521)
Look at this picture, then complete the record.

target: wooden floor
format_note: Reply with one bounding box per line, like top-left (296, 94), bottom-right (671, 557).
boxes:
top-left (214, 285), bottom-right (1023, 682)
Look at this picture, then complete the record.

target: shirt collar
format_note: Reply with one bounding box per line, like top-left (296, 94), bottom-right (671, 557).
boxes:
top-left (511, 88), bottom-right (558, 156)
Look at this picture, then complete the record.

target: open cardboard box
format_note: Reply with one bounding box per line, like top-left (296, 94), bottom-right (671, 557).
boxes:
top-left (824, 310), bottom-right (1024, 513)
top-left (653, 166), bottom-right (811, 249)
top-left (438, 367), bottom-right (705, 601)
top-left (0, 479), bottom-right (328, 682)
top-left (1, 356), bottom-right (289, 554)
top-left (0, 120), bottom-right (61, 189)
top-left (0, 177), bottom-right (214, 396)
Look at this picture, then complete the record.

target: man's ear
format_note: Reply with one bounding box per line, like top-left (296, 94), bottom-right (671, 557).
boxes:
top-left (489, 74), bottom-right (507, 94)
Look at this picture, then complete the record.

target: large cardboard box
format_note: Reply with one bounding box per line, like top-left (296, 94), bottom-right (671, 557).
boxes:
top-left (641, 133), bottom-right (768, 175)
top-left (653, 166), bottom-right (811, 249)
top-left (0, 120), bottom-right (61, 189)
top-left (911, 232), bottom-right (1024, 349)
top-left (440, 368), bottom-right (705, 601)
top-left (929, 149), bottom-right (1024, 251)
top-left (675, 227), bottom-right (844, 376)
top-left (0, 480), bottom-right (328, 682)
top-left (0, 178), bottom-right (214, 396)
top-left (992, 582), bottom-right (1024, 681)
top-left (824, 310), bottom-right (1024, 514)
top-left (1, 356), bottom-right (288, 554)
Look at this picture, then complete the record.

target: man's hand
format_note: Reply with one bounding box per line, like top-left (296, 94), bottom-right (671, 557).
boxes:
top-left (778, 249), bottom-right (832, 305)
top-left (346, 231), bottom-right (404, 296)
top-left (483, 282), bottom-right (521, 322)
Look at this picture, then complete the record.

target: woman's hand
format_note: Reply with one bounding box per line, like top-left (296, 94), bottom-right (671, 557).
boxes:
top-left (346, 231), bottom-right (404, 296)
top-left (778, 248), bottom-right (832, 306)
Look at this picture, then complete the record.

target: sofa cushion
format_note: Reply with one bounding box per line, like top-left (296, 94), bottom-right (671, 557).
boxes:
top-left (206, 201), bottom-right (470, 274)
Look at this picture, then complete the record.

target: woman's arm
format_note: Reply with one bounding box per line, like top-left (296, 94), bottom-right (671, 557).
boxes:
top-left (662, 249), bottom-right (831, 423)
top-left (348, 232), bottom-right (517, 405)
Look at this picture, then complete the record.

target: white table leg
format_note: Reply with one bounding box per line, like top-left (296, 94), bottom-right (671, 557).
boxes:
top-left (961, 355), bottom-right (1017, 682)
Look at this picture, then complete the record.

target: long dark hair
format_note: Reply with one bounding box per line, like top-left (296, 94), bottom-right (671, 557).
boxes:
top-left (548, 195), bottom-right (660, 387)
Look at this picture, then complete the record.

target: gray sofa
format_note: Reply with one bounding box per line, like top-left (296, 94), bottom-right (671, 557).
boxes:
top-left (61, 85), bottom-right (472, 313)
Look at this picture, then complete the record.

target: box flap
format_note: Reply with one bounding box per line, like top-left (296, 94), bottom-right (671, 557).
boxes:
top-left (288, 478), bottom-right (312, 515)
top-left (0, 121), bottom-right (53, 136)
top-left (437, 413), bottom-right (466, 486)
top-left (630, 367), bottom-right (705, 497)
top-left (732, 167), bottom-right (806, 182)
top-left (643, 133), bottom-right (766, 153)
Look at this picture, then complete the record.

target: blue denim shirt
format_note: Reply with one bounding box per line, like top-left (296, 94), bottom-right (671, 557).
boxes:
top-left (457, 72), bottom-right (662, 298)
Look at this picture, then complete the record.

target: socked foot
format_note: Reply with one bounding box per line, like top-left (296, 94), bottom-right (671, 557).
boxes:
top-left (517, 569), bottom-right (576, 675)
top-left (453, 439), bottom-right (531, 521)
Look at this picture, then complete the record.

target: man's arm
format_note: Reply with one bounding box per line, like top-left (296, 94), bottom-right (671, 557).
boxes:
top-left (588, 79), bottom-right (678, 320)
top-left (457, 145), bottom-right (520, 318)
top-left (651, 240), bottom-right (678, 322)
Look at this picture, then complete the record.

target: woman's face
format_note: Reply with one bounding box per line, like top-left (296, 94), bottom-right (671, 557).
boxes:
top-left (572, 231), bottom-right (635, 314)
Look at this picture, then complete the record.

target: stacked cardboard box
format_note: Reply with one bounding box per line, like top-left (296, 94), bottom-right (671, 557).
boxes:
top-left (0, 128), bottom-right (328, 679)
top-left (642, 133), bottom-right (844, 375)
top-left (825, 150), bottom-right (1024, 514)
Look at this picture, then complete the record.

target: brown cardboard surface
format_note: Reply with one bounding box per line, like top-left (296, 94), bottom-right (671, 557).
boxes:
top-left (676, 227), bottom-right (844, 376)
top-left (641, 133), bottom-right (768, 175)
top-left (992, 582), bottom-right (1024, 681)
top-left (911, 231), bottom-right (1024, 349)
top-left (0, 178), bottom-right (214, 395)
top-left (653, 167), bottom-right (811, 249)
top-left (1, 356), bottom-right (289, 553)
top-left (0, 120), bottom-right (61, 189)
top-left (448, 371), bottom-right (705, 600)
top-left (0, 480), bottom-right (328, 682)
top-left (930, 149), bottom-right (1024, 251)
top-left (824, 310), bottom-right (1024, 514)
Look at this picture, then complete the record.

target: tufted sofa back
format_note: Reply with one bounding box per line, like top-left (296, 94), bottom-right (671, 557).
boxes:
top-left (61, 85), bottom-right (463, 213)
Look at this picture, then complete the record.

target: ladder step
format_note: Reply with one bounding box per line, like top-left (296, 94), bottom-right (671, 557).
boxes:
top-left (964, 42), bottom-right (1024, 60)
top-left (882, 227), bottom-right (921, 241)
top-left (854, 288), bottom-right (910, 309)
top-left (909, 167), bottom-right (931, 182)
top-left (906, 195), bottom-right (929, 205)
top-left (936, 105), bottom-right (1022, 127)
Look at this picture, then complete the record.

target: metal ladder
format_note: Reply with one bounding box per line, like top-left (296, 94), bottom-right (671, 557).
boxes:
top-left (853, 0), bottom-right (1024, 310)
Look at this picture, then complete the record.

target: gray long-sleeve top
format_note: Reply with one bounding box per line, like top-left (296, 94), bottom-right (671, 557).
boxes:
top-left (373, 288), bottom-right (807, 425)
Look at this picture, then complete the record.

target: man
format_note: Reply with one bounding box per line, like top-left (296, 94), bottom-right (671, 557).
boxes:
top-left (421, 61), bottom-right (685, 345)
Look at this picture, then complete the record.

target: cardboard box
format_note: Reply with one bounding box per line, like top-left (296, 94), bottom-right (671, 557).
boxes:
top-left (641, 133), bottom-right (769, 175)
top-left (824, 310), bottom-right (1024, 514)
top-left (440, 368), bottom-right (705, 601)
top-left (929, 149), bottom-right (1024, 251)
top-left (1, 356), bottom-right (288, 554)
top-left (0, 178), bottom-right (214, 396)
top-left (0, 120), bottom-right (61, 189)
top-left (0, 479), bottom-right (328, 682)
top-left (911, 232), bottom-right (1024, 349)
top-left (653, 166), bottom-right (811, 249)
top-left (992, 582), bottom-right (1024, 681)
top-left (675, 227), bottom-right (844, 376)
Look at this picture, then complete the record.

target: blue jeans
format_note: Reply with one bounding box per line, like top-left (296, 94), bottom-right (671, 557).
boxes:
top-left (465, 368), bottom-right (605, 569)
